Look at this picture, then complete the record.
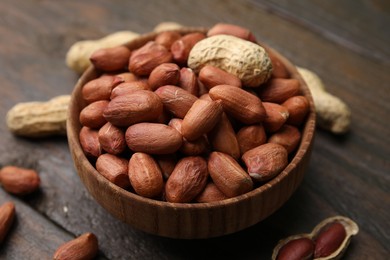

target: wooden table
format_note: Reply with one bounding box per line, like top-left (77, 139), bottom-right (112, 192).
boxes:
top-left (0, 0), bottom-right (389, 259)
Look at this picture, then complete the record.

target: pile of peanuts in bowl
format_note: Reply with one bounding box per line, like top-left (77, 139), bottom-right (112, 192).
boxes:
top-left (77, 23), bottom-right (311, 203)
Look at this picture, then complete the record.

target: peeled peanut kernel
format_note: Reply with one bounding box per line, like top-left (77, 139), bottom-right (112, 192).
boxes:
top-left (267, 50), bottom-right (290, 79)
top-left (96, 154), bottom-right (130, 189)
top-left (263, 102), bottom-right (290, 133)
top-left (126, 123), bottom-right (183, 154)
top-left (195, 182), bottom-right (228, 203)
top-left (155, 85), bottom-right (198, 119)
top-left (110, 81), bottom-right (150, 99)
top-left (79, 126), bottom-right (102, 159)
top-left (179, 67), bottom-right (199, 96)
top-left (66, 31), bottom-right (139, 74)
top-left (148, 63), bottom-right (180, 91)
top-left (53, 232), bottom-right (99, 260)
top-left (169, 118), bottom-right (209, 156)
top-left (208, 152), bottom-right (253, 198)
top-left (130, 41), bottom-right (158, 58)
top-left (82, 75), bottom-right (124, 103)
top-left (242, 143), bottom-right (288, 182)
top-left (154, 154), bottom-right (177, 179)
top-left (0, 202), bottom-right (15, 244)
top-left (236, 124), bottom-right (267, 155)
top-left (0, 166), bottom-right (40, 196)
top-left (128, 153), bottom-right (163, 198)
top-left (268, 125), bottom-right (301, 154)
top-left (79, 100), bottom-right (109, 129)
top-left (129, 42), bottom-right (172, 76)
top-left (198, 65), bottom-right (242, 89)
top-left (276, 237), bottom-right (314, 260)
top-left (258, 78), bottom-right (300, 104)
top-left (171, 32), bottom-right (206, 65)
top-left (209, 85), bottom-right (266, 124)
top-left (181, 99), bottom-right (223, 141)
top-left (90, 45), bottom-right (131, 72)
top-left (314, 222), bottom-right (347, 258)
top-left (282, 95), bottom-right (310, 126)
top-left (165, 156), bottom-right (208, 203)
top-left (115, 72), bottom-right (139, 82)
top-left (98, 122), bottom-right (126, 155)
top-left (155, 31), bottom-right (182, 49)
top-left (103, 90), bottom-right (163, 127)
top-left (208, 113), bottom-right (240, 160)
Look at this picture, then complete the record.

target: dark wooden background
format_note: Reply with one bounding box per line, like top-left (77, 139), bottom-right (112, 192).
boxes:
top-left (0, 0), bottom-right (389, 259)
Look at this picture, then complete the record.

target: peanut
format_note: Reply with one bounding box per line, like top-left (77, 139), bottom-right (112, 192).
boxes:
top-left (6, 95), bottom-right (70, 137)
top-left (314, 222), bottom-right (347, 258)
top-left (272, 216), bottom-right (359, 260)
top-left (82, 75), bottom-right (124, 103)
top-left (282, 95), bottom-right (310, 126)
top-left (168, 118), bottom-right (209, 156)
top-left (115, 72), bottom-right (139, 83)
top-left (79, 127), bottom-right (102, 159)
top-left (178, 67), bottom-right (199, 96)
top-left (0, 166), bottom-right (40, 196)
top-left (195, 182), bottom-right (228, 203)
top-left (208, 152), bottom-right (253, 198)
top-left (242, 143), bottom-right (288, 182)
top-left (125, 123), bottom-right (183, 154)
top-left (262, 102), bottom-right (290, 133)
top-left (95, 154), bottom-right (130, 189)
top-left (66, 31), bottom-right (139, 74)
top-left (154, 154), bottom-right (177, 179)
top-left (267, 50), bottom-right (290, 79)
top-left (207, 113), bottom-right (240, 159)
top-left (155, 31), bottom-right (182, 49)
top-left (154, 85), bottom-right (198, 118)
top-left (188, 35), bottom-right (272, 87)
top-left (268, 125), bottom-right (301, 154)
top-left (209, 84), bottom-right (266, 124)
top-left (165, 156), bottom-right (208, 203)
top-left (110, 81), bottom-right (150, 99)
top-left (103, 90), bottom-right (163, 127)
top-left (258, 78), bottom-right (300, 104)
top-left (198, 65), bottom-right (242, 89)
top-left (128, 153), bottom-right (163, 198)
top-left (79, 100), bottom-right (109, 129)
top-left (129, 42), bottom-right (172, 76)
top-left (297, 67), bottom-right (351, 134)
top-left (236, 124), bottom-right (267, 155)
top-left (90, 45), bottom-right (131, 72)
top-left (171, 32), bottom-right (206, 65)
top-left (276, 237), bottom-right (314, 260)
top-left (148, 63), bottom-right (180, 91)
top-left (0, 202), bottom-right (16, 244)
top-left (98, 122), bottom-right (126, 155)
top-left (181, 99), bottom-right (223, 141)
top-left (53, 232), bottom-right (98, 260)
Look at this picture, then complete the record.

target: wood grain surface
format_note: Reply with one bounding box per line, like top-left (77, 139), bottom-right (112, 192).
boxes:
top-left (0, 0), bottom-right (389, 259)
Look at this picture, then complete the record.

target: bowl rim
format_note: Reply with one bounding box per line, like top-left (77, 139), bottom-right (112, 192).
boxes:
top-left (67, 27), bottom-right (316, 211)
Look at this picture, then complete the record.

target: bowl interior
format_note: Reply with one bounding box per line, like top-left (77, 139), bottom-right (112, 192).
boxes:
top-left (67, 28), bottom-right (316, 239)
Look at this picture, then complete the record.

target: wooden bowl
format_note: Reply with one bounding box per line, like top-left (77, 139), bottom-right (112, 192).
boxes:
top-left (67, 28), bottom-right (316, 239)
